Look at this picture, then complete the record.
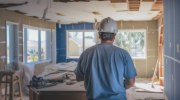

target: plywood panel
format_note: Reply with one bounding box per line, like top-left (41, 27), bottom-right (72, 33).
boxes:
top-left (135, 60), bottom-right (146, 78)
top-left (122, 21), bottom-right (133, 29)
top-left (51, 22), bottom-right (56, 29)
top-left (147, 31), bottom-right (158, 49)
top-left (146, 20), bottom-right (158, 29)
top-left (22, 15), bottom-right (30, 25)
top-left (116, 21), bottom-right (122, 29)
top-left (147, 50), bottom-right (158, 56)
top-left (147, 57), bottom-right (158, 78)
top-left (134, 21), bottom-right (146, 29)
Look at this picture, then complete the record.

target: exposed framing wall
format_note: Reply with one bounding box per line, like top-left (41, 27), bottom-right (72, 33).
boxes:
top-left (0, 9), bottom-right (56, 70)
top-left (95, 20), bottom-right (159, 78)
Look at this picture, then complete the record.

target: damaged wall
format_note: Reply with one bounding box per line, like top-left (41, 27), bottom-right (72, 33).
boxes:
top-left (95, 21), bottom-right (159, 78)
top-left (0, 9), bottom-right (56, 70)
top-left (57, 20), bottom-right (159, 78)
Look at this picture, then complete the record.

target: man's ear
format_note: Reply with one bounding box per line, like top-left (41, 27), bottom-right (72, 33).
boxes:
top-left (98, 32), bottom-right (101, 39)
top-left (114, 34), bottom-right (116, 39)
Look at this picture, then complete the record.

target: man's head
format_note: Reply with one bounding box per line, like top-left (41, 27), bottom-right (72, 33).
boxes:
top-left (98, 17), bottom-right (118, 44)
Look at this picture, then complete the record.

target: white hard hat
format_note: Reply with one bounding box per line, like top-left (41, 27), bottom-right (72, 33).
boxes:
top-left (98, 17), bottom-right (118, 33)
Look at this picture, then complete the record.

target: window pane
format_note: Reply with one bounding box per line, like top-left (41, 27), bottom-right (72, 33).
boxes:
top-left (68, 32), bottom-right (83, 58)
top-left (84, 32), bottom-right (97, 50)
top-left (6, 25), bottom-right (10, 64)
top-left (114, 32), bottom-right (130, 53)
top-left (27, 29), bottom-right (39, 63)
top-left (41, 31), bottom-right (46, 60)
top-left (131, 32), bottom-right (145, 58)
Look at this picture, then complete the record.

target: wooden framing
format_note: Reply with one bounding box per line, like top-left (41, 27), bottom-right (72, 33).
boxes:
top-left (110, 0), bottom-right (126, 3)
top-left (128, 0), bottom-right (141, 11)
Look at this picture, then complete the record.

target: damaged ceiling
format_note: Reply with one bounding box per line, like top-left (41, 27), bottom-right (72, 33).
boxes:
top-left (0, 0), bottom-right (163, 24)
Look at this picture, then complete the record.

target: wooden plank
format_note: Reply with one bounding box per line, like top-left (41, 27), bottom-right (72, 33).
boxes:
top-left (17, 74), bottom-right (23, 100)
top-left (9, 74), bottom-right (14, 100)
top-left (127, 0), bottom-right (130, 11)
top-left (139, 0), bottom-right (142, 11)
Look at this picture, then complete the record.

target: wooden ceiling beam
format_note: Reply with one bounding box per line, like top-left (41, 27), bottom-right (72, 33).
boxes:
top-left (127, 0), bottom-right (130, 11)
top-left (139, 0), bottom-right (142, 11)
top-left (110, 0), bottom-right (126, 3)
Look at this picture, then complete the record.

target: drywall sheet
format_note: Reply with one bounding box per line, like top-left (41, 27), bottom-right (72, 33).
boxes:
top-left (163, 0), bottom-right (169, 56)
top-left (147, 57), bottom-right (158, 77)
top-left (164, 57), bottom-right (170, 99)
top-left (56, 23), bottom-right (94, 63)
top-left (135, 60), bottom-right (146, 78)
top-left (175, 62), bottom-right (180, 100)
top-left (169, 59), bottom-right (174, 100)
top-left (169, 0), bottom-right (175, 58)
top-left (163, 0), bottom-right (180, 99)
top-left (174, 0), bottom-right (180, 60)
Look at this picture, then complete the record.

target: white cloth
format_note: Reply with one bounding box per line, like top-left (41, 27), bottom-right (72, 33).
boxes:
top-left (14, 62), bottom-right (34, 96)
top-left (38, 61), bottom-right (77, 78)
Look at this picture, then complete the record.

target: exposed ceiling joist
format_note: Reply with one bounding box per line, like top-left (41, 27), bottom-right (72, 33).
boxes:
top-left (128, 0), bottom-right (141, 11)
top-left (152, 6), bottom-right (163, 20)
top-left (110, 0), bottom-right (126, 3)
top-left (53, 0), bottom-right (89, 3)
top-left (151, 0), bottom-right (163, 11)
top-left (142, 0), bottom-right (154, 2)
top-left (139, 0), bottom-right (142, 11)
top-left (127, 0), bottom-right (129, 11)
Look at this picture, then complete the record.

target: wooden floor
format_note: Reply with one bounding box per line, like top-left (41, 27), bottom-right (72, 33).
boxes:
top-left (2, 78), bottom-right (165, 100)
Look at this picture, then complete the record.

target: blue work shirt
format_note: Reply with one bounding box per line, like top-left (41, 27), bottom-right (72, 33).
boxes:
top-left (74, 43), bottom-right (137, 100)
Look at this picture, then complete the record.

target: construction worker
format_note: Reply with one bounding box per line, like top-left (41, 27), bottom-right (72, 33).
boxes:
top-left (74, 17), bottom-right (137, 100)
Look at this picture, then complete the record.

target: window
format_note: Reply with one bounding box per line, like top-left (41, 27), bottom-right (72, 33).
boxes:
top-left (114, 30), bottom-right (146, 59)
top-left (41, 31), bottom-right (46, 60)
top-left (66, 30), bottom-right (146, 59)
top-left (6, 25), bottom-right (12, 64)
top-left (23, 25), bottom-right (51, 64)
top-left (27, 29), bottom-right (39, 63)
top-left (6, 22), bottom-right (19, 64)
top-left (66, 30), bottom-right (99, 59)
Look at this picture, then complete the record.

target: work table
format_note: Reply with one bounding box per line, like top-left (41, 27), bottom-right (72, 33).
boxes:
top-left (29, 81), bottom-right (86, 100)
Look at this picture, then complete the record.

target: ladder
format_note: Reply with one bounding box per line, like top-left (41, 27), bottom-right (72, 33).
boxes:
top-left (152, 17), bottom-right (164, 88)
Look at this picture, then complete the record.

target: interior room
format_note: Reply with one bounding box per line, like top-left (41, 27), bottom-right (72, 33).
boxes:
top-left (0, 0), bottom-right (178, 100)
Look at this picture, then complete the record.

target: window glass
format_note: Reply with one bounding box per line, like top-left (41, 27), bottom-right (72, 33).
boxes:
top-left (114, 32), bottom-right (130, 53)
top-left (6, 25), bottom-right (10, 64)
top-left (68, 32), bottom-right (83, 58)
top-left (41, 31), bottom-right (46, 60)
top-left (84, 32), bottom-right (96, 50)
top-left (131, 32), bottom-right (145, 58)
top-left (27, 29), bottom-right (39, 63)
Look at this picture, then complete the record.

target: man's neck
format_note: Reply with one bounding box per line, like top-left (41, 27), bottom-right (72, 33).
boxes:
top-left (101, 40), bottom-right (113, 44)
